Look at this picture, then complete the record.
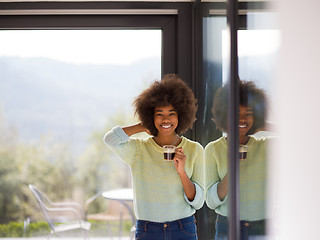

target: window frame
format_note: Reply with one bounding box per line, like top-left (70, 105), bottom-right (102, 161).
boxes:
top-left (0, 2), bottom-right (190, 82)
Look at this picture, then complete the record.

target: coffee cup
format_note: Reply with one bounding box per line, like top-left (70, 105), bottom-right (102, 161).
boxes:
top-left (239, 145), bottom-right (248, 160)
top-left (163, 145), bottom-right (176, 161)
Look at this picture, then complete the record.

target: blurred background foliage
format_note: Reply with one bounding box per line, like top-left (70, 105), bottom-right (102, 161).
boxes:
top-left (0, 108), bottom-right (138, 227)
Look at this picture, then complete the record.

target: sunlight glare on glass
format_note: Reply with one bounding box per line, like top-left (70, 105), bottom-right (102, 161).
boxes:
top-left (0, 30), bottom-right (161, 65)
top-left (222, 29), bottom-right (280, 84)
top-left (222, 29), bottom-right (280, 58)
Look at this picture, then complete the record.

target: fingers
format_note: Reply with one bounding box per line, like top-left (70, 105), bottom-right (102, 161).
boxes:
top-left (174, 147), bottom-right (186, 161)
top-left (139, 122), bottom-right (151, 135)
top-left (173, 148), bottom-right (186, 175)
top-left (175, 147), bottom-right (184, 154)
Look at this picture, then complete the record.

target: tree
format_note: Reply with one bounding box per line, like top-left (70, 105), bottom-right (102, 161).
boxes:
top-left (0, 108), bottom-right (75, 223)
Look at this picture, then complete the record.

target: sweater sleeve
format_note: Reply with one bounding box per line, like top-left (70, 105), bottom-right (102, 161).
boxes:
top-left (206, 182), bottom-right (228, 210)
top-left (205, 141), bottom-right (228, 210)
top-left (184, 182), bottom-right (205, 210)
top-left (103, 126), bottom-right (138, 166)
top-left (184, 143), bottom-right (205, 210)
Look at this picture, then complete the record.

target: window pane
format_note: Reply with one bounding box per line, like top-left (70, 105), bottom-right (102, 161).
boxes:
top-left (0, 29), bottom-right (161, 237)
top-left (203, 14), bottom-right (227, 240)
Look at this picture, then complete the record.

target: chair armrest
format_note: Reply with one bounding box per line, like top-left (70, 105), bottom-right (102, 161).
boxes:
top-left (49, 201), bottom-right (84, 216)
top-left (84, 192), bottom-right (103, 219)
top-left (46, 206), bottom-right (84, 221)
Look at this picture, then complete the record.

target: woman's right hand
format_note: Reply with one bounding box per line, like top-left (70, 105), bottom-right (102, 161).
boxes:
top-left (142, 125), bottom-right (152, 135)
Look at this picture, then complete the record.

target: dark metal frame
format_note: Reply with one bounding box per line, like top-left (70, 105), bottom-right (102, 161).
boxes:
top-left (0, 1), bottom-right (193, 93)
top-left (227, 0), bottom-right (240, 239)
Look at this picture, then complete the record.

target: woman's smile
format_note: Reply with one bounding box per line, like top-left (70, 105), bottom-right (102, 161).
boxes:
top-left (161, 124), bottom-right (173, 129)
top-left (239, 122), bottom-right (249, 129)
top-left (239, 124), bottom-right (247, 128)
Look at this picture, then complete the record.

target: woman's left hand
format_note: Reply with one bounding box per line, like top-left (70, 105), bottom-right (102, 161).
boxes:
top-left (173, 147), bottom-right (186, 176)
top-left (174, 147), bottom-right (196, 201)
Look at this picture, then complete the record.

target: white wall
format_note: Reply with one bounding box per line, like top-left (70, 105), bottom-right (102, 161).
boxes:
top-left (269, 0), bottom-right (320, 239)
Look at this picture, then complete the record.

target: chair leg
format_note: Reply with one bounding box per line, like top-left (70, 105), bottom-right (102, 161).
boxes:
top-left (119, 212), bottom-right (123, 239)
top-left (83, 229), bottom-right (89, 240)
top-left (130, 226), bottom-right (136, 240)
top-left (106, 221), bottom-right (113, 239)
top-left (47, 230), bottom-right (54, 240)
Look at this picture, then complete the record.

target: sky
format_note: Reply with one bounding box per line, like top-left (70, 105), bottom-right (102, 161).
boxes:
top-left (0, 29), bottom-right (280, 64)
top-left (0, 29), bottom-right (162, 152)
top-left (0, 30), bottom-right (162, 65)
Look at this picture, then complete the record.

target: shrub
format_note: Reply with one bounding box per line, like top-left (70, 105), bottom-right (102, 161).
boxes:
top-left (0, 221), bottom-right (50, 237)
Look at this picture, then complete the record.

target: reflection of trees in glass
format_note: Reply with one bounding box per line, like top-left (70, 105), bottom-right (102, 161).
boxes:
top-left (0, 108), bottom-right (136, 224)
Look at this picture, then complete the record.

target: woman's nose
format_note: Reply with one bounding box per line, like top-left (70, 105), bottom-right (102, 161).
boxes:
top-left (162, 115), bottom-right (170, 121)
top-left (239, 115), bottom-right (247, 121)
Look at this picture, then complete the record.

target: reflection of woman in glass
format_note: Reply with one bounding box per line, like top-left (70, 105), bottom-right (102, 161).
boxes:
top-left (104, 74), bottom-right (205, 240)
top-left (205, 81), bottom-right (268, 240)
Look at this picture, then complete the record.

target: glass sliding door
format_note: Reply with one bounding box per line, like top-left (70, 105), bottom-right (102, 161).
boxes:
top-left (0, 28), bottom-right (161, 238)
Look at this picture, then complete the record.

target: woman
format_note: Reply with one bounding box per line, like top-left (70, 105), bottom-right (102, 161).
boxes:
top-left (104, 74), bottom-right (205, 240)
top-left (205, 81), bottom-right (268, 240)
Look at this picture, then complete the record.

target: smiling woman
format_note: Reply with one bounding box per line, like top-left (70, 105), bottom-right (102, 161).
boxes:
top-left (103, 74), bottom-right (205, 240)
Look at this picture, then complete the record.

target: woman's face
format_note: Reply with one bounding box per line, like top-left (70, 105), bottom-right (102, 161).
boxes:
top-left (154, 105), bottom-right (178, 137)
top-left (239, 105), bottom-right (254, 137)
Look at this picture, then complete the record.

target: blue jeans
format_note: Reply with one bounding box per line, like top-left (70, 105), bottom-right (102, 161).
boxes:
top-left (135, 215), bottom-right (198, 240)
top-left (215, 214), bottom-right (266, 240)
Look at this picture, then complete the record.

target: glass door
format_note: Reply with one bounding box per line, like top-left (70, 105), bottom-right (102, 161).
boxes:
top-left (202, 1), bottom-right (279, 239)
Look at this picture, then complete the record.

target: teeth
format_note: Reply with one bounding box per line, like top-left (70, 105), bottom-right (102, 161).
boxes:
top-left (161, 125), bottom-right (171, 129)
top-left (239, 124), bottom-right (247, 128)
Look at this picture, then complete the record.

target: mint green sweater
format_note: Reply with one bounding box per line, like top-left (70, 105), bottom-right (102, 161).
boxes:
top-left (205, 136), bottom-right (268, 221)
top-left (104, 126), bottom-right (205, 222)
